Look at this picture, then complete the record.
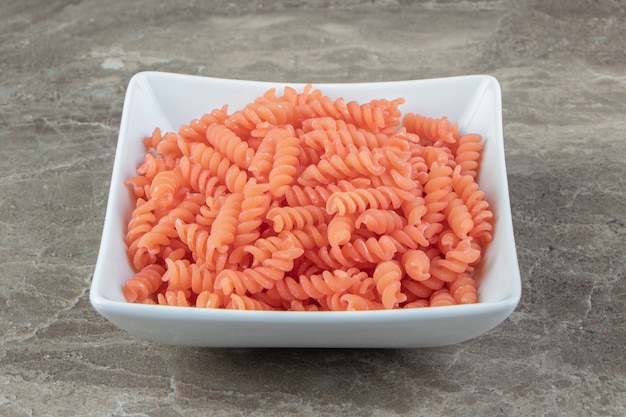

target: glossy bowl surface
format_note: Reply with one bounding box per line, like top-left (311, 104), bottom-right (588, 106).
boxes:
top-left (90, 71), bottom-right (521, 348)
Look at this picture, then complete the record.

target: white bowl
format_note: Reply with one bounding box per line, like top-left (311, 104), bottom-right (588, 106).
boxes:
top-left (90, 71), bottom-right (521, 348)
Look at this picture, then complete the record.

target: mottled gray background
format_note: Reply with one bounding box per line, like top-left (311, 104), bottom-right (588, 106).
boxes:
top-left (1, 1), bottom-right (625, 416)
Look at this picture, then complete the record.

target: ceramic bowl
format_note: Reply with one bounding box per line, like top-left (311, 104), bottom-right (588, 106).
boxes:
top-left (90, 71), bottom-right (521, 348)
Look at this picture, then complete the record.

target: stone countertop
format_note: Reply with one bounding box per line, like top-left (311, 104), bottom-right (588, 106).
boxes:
top-left (1, 1), bottom-right (625, 416)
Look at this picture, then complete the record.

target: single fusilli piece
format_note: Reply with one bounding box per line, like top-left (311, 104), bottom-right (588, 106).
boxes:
top-left (224, 99), bottom-right (298, 139)
top-left (354, 209), bottom-right (405, 235)
top-left (229, 181), bottom-right (272, 263)
top-left (403, 113), bottom-right (459, 146)
top-left (447, 273), bottom-right (478, 304)
top-left (327, 216), bottom-right (355, 248)
top-left (205, 123), bottom-right (254, 169)
top-left (248, 131), bottom-right (276, 182)
top-left (149, 169), bottom-right (184, 207)
top-left (326, 187), bottom-right (411, 216)
top-left (174, 221), bottom-right (210, 264)
top-left (387, 224), bottom-right (432, 250)
top-left (454, 133), bottom-right (483, 179)
top-left (340, 235), bottom-right (398, 265)
top-left (422, 162), bottom-right (453, 224)
top-left (278, 224), bottom-right (329, 250)
top-left (205, 191), bottom-right (245, 260)
top-left (301, 117), bottom-right (388, 150)
top-left (451, 166), bottom-right (493, 243)
top-left (186, 142), bottom-right (249, 193)
top-left (123, 264), bottom-right (166, 303)
top-left (125, 198), bottom-right (159, 271)
top-left (401, 198), bottom-right (427, 226)
top-left (195, 290), bottom-right (224, 308)
top-left (373, 260), bottom-right (406, 309)
top-left (401, 249), bottom-right (431, 281)
top-left (429, 289), bottom-right (456, 307)
top-left (266, 205), bottom-right (328, 233)
top-left (299, 97), bottom-right (404, 133)
top-left (283, 179), bottom-right (366, 207)
top-left (226, 294), bottom-right (275, 310)
top-left (268, 126), bottom-right (300, 198)
top-left (444, 191), bottom-right (474, 240)
top-left (298, 148), bottom-right (385, 186)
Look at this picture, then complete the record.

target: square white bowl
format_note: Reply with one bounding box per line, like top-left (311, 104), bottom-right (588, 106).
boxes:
top-left (90, 71), bottom-right (521, 348)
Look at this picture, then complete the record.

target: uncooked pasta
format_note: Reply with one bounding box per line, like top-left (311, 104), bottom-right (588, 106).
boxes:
top-left (122, 85), bottom-right (494, 310)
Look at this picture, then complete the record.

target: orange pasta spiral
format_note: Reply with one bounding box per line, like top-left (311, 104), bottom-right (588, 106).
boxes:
top-left (149, 169), bottom-right (184, 206)
top-left (229, 181), bottom-right (272, 263)
top-left (248, 132), bottom-right (276, 181)
top-left (451, 166), bottom-right (494, 243)
top-left (205, 192), bottom-right (245, 260)
top-left (267, 126), bottom-right (300, 198)
top-left (301, 118), bottom-right (388, 150)
top-left (401, 249), bottom-right (431, 281)
top-left (266, 205), bottom-right (328, 232)
top-left (298, 148), bottom-right (385, 186)
top-left (403, 113), bottom-right (459, 146)
top-left (341, 235), bottom-right (398, 264)
top-left (444, 191), bottom-right (474, 240)
top-left (429, 289), bottom-right (456, 307)
top-left (226, 294), bottom-right (274, 310)
top-left (125, 198), bottom-right (159, 271)
top-left (326, 187), bottom-right (410, 216)
top-left (272, 267), bottom-right (366, 304)
top-left (327, 216), bottom-right (355, 248)
top-left (388, 224), bottom-right (431, 249)
top-left (355, 209), bottom-right (405, 235)
top-left (454, 133), bottom-right (483, 179)
top-left (447, 273), bottom-right (478, 304)
top-left (284, 180), bottom-right (363, 207)
top-left (123, 264), bottom-right (166, 303)
top-left (422, 163), bottom-right (453, 224)
top-left (299, 97), bottom-right (404, 133)
top-left (205, 123), bottom-right (254, 169)
top-left (278, 224), bottom-right (329, 250)
top-left (373, 260), bottom-right (407, 309)
top-left (225, 99), bottom-right (298, 139)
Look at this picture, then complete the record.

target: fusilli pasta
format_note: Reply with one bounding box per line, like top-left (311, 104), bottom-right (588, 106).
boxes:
top-left (122, 85), bottom-right (494, 309)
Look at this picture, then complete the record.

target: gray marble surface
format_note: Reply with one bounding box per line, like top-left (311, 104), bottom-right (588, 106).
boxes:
top-left (1, 1), bottom-right (625, 416)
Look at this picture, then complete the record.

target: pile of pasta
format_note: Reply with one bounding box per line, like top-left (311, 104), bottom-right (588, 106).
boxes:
top-left (123, 85), bottom-right (494, 311)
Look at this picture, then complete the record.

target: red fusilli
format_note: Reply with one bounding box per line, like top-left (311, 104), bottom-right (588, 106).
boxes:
top-left (122, 84), bottom-right (494, 310)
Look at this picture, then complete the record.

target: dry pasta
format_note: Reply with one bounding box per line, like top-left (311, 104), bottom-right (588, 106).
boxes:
top-left (123, 85), bottom-right (494, 310)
